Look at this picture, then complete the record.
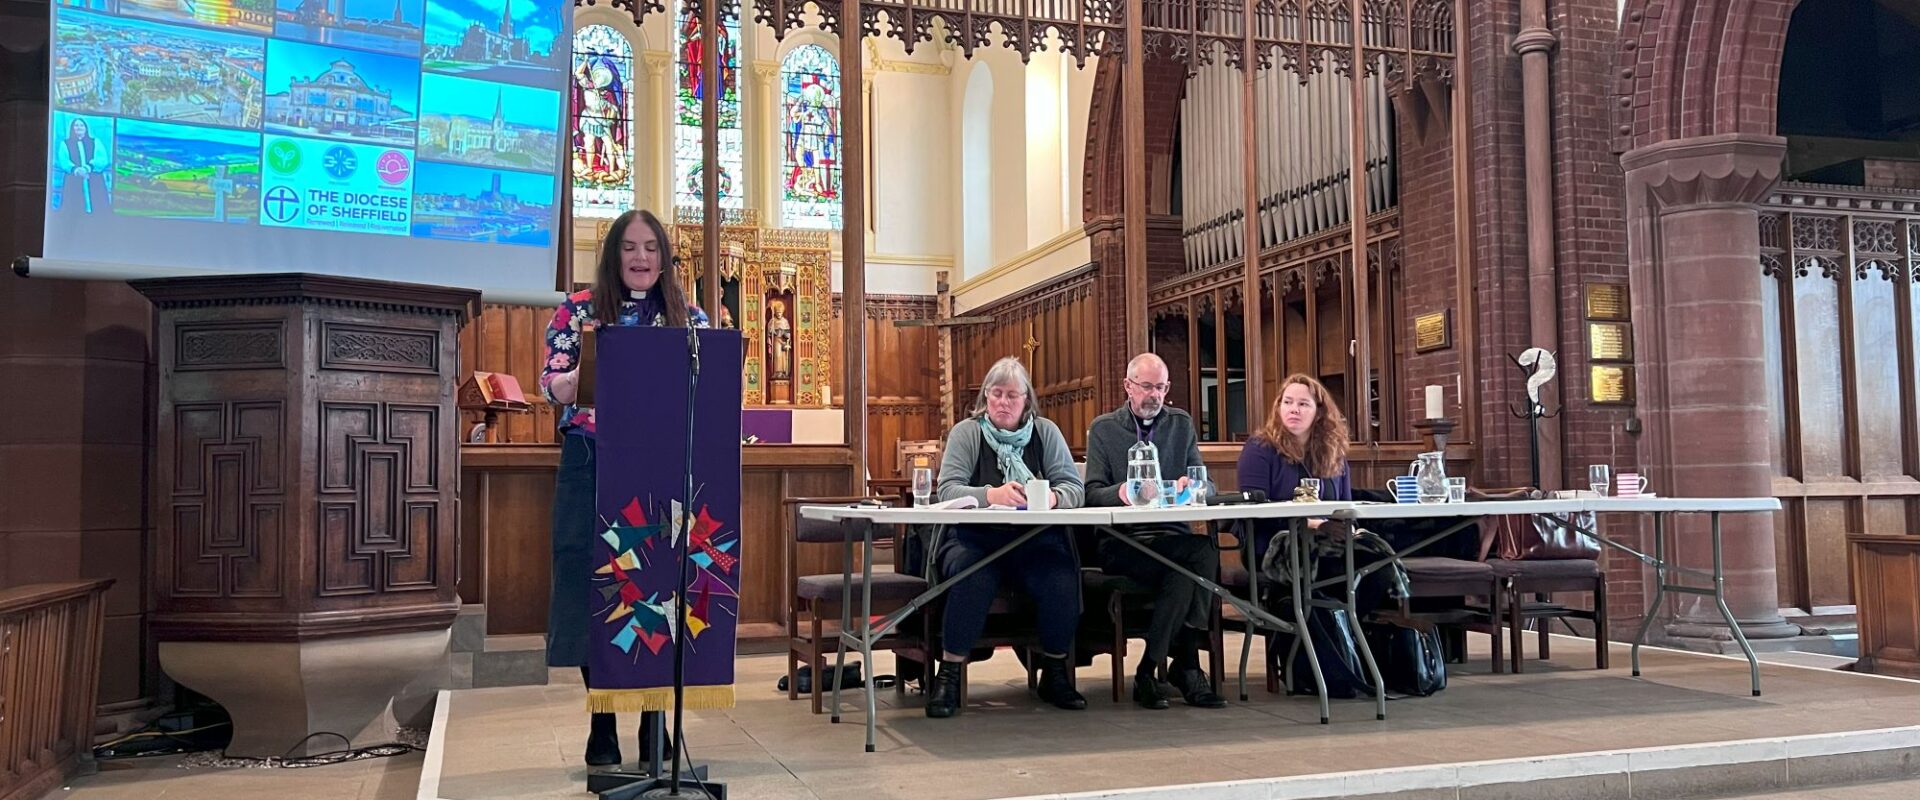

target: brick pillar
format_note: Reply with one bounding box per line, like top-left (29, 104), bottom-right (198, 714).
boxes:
top-left (1622, 133), bottom-right (1800, 642)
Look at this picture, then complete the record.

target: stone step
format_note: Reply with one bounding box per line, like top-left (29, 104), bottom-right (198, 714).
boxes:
top-left (471, 634), bottom-right (551, 689)
top-left (451, 604), bottom-right (487, 654)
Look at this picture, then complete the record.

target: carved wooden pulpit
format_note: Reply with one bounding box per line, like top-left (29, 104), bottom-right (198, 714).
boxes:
top-left (130, 274), bottom-right (477, 757)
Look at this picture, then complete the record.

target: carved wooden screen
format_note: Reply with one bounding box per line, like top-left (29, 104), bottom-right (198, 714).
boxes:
top-left (1757, 183), bottom-right (1920, 613)
top-left (1152, 216), bottom-right (1403, 442)
top-left (951, 266), bottom-right (1100, 452)
top-left (832, 294), bottom-right (942, 477)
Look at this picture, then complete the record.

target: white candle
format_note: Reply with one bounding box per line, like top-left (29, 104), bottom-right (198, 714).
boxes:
top-left (1425, 385), bottom-right (1444, 420)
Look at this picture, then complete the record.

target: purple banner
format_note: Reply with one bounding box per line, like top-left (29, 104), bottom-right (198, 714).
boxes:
top-left (588, 326), bottom-right (743, 711)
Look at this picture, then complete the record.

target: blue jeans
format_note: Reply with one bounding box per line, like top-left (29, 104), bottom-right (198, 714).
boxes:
top-left (546, 433), bottom-right (595, 666)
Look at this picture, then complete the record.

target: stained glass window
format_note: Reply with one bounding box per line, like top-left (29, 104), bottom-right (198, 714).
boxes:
top-left (674, 3), bottom-right (743, 211)
top-left (779, 45), bottom-right (841, 229)
top-left (571, 25), bottom-right (634, 219)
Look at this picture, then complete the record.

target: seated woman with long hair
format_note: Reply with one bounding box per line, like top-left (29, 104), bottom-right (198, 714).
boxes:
top-left (922, 356), bottom-right (1088, 718)
top-left (1236, 374), bottom-right (1391, 614)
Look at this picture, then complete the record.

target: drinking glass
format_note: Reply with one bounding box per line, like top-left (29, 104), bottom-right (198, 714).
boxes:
top-left (1446, 477), bottom-right (1467, 504)
top-left (1154, 479), bottom-right (1177, 507)
top-left (912, 467), bottom-right (933, 507)
top-left (1589, 464), bottom-right (1611, 497)
top-left (1186, 466), bottom-right (1211, 505)
top-left (1297, 478), bottom-right (1322, 502)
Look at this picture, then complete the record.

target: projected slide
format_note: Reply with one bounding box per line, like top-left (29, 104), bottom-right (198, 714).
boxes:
top-left (275, 0), bottom-right (426, 58)
top-left (423, 0), bottom-right (564, 84)
top-left (113, 120), bottom-right (262, 223)
top-left (44, 0), bottom-right (567, 269)
top-left (418, 73), bottom-right (559, 173)
top-left (264, 38), bottom-right (419, 148)
top-left (413, 161), bottom-right (552, 246)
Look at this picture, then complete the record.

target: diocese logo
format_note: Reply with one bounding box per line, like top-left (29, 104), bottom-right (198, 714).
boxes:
top-left (376, 150), bottom-right (412, 186)
top-left (266, 140), bottom-right (302, 176)
top-left (322, 145), bottom-right (358, 180)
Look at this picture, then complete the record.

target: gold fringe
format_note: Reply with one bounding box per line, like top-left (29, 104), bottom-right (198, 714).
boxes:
top-left (586, 685), bottom-right (735, 714)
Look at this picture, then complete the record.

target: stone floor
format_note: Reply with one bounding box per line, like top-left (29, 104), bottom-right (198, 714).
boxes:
top-left (43, 634), bottom-right (1920, 800)
top-left (1721, 777), bottom-right (1920, 799)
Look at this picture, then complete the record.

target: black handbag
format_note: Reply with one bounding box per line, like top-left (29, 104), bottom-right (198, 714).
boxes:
top-left (1365, 622), bottom-right (1448, 697)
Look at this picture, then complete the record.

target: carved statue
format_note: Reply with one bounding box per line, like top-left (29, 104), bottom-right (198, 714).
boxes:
top-left (767, 298), bottom-right (793, 381)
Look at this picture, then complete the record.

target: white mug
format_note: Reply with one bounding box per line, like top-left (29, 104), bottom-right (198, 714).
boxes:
top-left (1025, 478), bottom-right (1052, 510)
top-left (1618, 473), bottom-right (1646, 496)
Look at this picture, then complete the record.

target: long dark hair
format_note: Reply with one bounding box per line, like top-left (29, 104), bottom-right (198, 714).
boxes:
top-left (591, 209), bottom-right (689, 327)
top-left (1252, 373), bottom-right (1350, 478)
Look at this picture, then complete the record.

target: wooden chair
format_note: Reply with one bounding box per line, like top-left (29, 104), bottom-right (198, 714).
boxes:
top-left (782, 495), bottom-right (928, 714)
top-left (1487, 558), bottom-right (1608, 673)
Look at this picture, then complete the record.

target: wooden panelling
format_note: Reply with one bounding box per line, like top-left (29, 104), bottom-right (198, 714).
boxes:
top-left (952, 266), bottom-right (1100, 451)
top-left (460, 444), bottom-right (855, 641)
top-left (0, 580), bottom-right (111, 800)
top-left (1849, 534), bottom-right (1920, 679)
top-left (457, 304), bottom-right (561, 445)
top-left (832, 294), bottom-right (941, 478)
top-left (1758, 187), bottom-right (1920, 613)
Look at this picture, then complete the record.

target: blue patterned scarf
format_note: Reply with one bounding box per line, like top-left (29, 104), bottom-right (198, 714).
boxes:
top-left (980, 416), bottom-right (1036, 484)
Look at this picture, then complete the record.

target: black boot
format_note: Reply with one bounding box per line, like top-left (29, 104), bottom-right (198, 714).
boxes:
top-left (1132, 668), bottom-right (1170, 710)
top-left (925, 659), bottom-right (964, 719)
top-left (1034, 653), bottom-right (1087, 711)
top-left (584, 712), bottom-right (621, 766)
top-left (637, 711), bottom-right (677, 765)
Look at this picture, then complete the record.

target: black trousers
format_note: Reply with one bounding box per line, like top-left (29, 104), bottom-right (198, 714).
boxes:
top-left (1099, 532), bottom-right (1219, 669)
top-left (938, 526), bottom-right (1081, 657)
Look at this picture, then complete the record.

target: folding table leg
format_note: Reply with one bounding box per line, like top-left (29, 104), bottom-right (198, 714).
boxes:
top-left (1710, 513), bottom-right (1763, 697)
top-left (1630, 513), bottom-right (1668, 677)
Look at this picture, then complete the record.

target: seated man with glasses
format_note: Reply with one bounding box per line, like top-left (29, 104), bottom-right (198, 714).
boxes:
top-left (1082, 353), bottom-right (1228, 709)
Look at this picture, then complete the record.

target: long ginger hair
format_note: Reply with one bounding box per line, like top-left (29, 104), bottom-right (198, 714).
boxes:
top-left (1252, 374), bottom-right (1350, 478)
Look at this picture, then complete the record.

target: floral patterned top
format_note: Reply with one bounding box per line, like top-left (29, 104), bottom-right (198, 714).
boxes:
top-left (541, 288), bottom-right (709, 436)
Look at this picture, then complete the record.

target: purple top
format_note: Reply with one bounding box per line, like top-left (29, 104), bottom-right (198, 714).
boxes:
top-left (1236, 436), bottom-right (1351, 559)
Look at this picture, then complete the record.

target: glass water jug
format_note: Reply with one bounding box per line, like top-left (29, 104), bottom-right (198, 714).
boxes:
top-left (1412, 451), bottom-right (1448, 505)
top-left (1126, 440), bottom-right (1163, 506)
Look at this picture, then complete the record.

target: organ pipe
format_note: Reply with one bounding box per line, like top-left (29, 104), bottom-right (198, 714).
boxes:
top-left (1178, 57), bottom-right (1397, 272)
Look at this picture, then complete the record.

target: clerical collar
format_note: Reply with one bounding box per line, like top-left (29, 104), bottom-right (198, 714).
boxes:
top-left (627, 289), bottom-right (649, 300)
top-left (1133, 409), bottom-right (1162, 442)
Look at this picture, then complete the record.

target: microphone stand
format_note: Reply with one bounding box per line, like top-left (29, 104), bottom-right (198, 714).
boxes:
top-left (591, 321), bottom-right (726, 800)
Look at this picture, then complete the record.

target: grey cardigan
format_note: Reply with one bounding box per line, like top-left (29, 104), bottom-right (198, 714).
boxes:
top-left (935, 416), bottom-right (1086, 509)
top-left (1083, 402), bottom-right (1203, 507)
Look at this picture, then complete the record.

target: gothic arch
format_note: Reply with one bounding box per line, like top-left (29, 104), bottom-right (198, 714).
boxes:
top-left (1613, 0), bottom-right (1804, 154)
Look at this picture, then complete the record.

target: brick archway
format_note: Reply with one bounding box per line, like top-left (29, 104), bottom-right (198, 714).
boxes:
top-left (1613, 0), bottom-right (1803, 154)
top-left (1615, 0), bottom-right (1807, 643)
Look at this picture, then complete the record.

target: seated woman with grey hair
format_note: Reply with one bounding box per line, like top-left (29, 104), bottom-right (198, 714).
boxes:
top-left (922, 356), bottom-right (1087, 718)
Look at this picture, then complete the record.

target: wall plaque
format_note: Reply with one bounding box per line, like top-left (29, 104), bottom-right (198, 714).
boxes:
top-left (1413, 309), bottom-right (1451, 353)
top-left (1586, 283), bottom-right (1629, 320)
top-left (1591, 365), bottom-right (1635, 404)
top-left (1588, 321), bottom-right (1634, 361)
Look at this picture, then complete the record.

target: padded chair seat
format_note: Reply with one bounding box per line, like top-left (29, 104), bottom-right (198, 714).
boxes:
top-left (1399, 557), bottom-right (1496, 579)
top-left (795, 571), bottom-right (926, 602)
top-left (1081, 569), bottom-right (1151, 594)
top-left (1486, 558), bottom-right (1601, 580)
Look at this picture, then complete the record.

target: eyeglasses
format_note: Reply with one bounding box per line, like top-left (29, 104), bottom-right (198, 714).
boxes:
top-left (1128, 379), bottom-right (1171, 394)
top-left (987, 388), bottom-right (1027, 401)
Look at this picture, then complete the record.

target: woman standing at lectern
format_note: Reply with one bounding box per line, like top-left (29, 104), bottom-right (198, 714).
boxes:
top-left (541, 209), bottom-right (708, 766)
